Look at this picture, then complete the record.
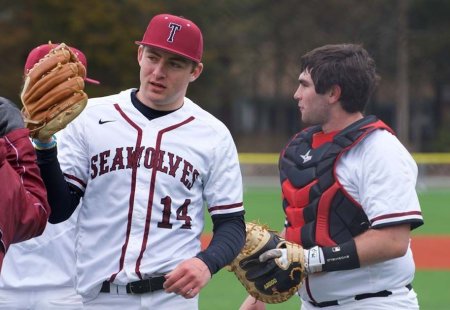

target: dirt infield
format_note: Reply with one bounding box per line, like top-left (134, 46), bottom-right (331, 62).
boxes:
top-left (200, 234), bottom-right (450, 270)
top-left (410, 235), bottom-right (450, 269)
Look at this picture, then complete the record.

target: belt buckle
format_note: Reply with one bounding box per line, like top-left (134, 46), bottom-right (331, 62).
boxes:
top-left (127, 283), bottom-right (137, 295)
top-left (127, 279), bottom-right (150, 295)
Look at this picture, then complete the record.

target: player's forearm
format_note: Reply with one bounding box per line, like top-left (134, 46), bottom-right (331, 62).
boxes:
top-left (354, 224), bottom-right (411, 266)
top-left (36, 147), bottom-right (80, 223)
top-left (195, 213), bottom-right (245, 275)
top-left (305, 224), bottom-right (411, 273)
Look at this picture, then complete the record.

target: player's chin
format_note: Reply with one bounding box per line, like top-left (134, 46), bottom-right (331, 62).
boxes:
top-left (144, 93), bottom-right (166, 105)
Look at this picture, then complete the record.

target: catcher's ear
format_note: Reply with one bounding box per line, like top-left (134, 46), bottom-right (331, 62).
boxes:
top-left (189, 63), bottom-right (203, 82)
top-left (328, 84), bottom-right (341, 104)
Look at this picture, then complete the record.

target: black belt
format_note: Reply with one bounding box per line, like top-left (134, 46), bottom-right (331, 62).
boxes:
top-left (309, 284), bottom-right (413, 308)
top-left (100, 276), bottom-right (166, 295)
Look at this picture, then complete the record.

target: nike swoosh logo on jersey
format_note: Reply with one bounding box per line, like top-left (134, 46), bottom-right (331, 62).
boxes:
top-left (99, 119), bottom-right (116, 124)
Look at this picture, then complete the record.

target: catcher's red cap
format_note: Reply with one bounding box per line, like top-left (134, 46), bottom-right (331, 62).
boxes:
top-left (135, 14), bottom-right (203, 63)
top-left (24, 43), bottom-right (100, 85)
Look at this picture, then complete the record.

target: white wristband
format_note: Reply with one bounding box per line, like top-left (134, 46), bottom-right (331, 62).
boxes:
top-left (303, 246), bottom-right (325, 274)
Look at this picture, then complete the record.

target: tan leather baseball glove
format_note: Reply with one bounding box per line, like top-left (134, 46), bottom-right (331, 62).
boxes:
top-left (21, 43), bottom-right (88, 140)
top-left (228, 222), bottom-right (306, 304)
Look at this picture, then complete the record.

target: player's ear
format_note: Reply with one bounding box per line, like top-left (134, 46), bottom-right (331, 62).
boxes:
top-left (137, 45), bottom-right (144, 64)
top-left (189, 62), bottom-right (203, 82)
top-left (328, 84), bottom-right (341, 104)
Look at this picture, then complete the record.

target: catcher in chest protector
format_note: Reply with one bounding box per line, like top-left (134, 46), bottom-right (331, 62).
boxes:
top-left (21, 42), bottom-right (89, 141)
top-left (239, 43), bottom-right (423, 310)
top-left (228, 222), bottom-right (306, 304)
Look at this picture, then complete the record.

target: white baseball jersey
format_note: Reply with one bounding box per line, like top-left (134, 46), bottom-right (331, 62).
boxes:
top-left (57, 89), bottom-right (244, 301)
top-left (0, 128), bottom-right (82, 308)
top-left (299, 130), bottom-right (422, 304)
top-left (0, 208), bottom-right (82, 308)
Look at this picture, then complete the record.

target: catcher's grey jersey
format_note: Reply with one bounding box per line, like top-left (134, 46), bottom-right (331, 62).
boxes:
top-left (58, 89), bottom-right (244, 301)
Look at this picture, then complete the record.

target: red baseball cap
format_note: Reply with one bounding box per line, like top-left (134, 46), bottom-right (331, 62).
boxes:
top-left (24, 43), bottom-right (100, 85)
top-left (135, 14), bottom-right (203, 63)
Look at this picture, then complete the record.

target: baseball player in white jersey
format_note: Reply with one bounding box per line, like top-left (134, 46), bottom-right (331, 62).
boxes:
top-left (33, 14), bottom-right (246, 309)
top-left (241, 44), bottom-right (423, 310)
top-left (0, 43), bottom-right (99, 310)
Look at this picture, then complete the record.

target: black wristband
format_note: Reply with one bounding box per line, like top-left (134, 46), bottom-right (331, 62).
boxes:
top-left (322, 239), bottom-right (360, 271)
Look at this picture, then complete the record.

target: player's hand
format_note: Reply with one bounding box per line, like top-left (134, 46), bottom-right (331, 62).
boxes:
top-left (163, 257), bottom-right (211, 299)
top-left (240, 295), bottom-right (266, 310)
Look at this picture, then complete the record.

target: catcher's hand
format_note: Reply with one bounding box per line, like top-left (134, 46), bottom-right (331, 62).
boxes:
top-left (228, 222), bottom-right (305, 304)
top-left (21, 42), bottom-right (88, 140)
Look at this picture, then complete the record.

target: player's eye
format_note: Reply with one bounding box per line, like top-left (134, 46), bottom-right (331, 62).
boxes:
top-left (147, 55), bottom-right (159, 62)
top-left (170, 61), bottom-right (184, 69)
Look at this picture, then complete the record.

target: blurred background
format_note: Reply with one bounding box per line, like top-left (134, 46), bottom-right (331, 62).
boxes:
top-left (2, 2), bottom-right (448, 308)
top-left (1, 0), bottom-right (450, 154)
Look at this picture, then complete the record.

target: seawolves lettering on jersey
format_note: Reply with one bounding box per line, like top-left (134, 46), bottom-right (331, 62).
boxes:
top-left (90, 146), bottom-right (199, 190)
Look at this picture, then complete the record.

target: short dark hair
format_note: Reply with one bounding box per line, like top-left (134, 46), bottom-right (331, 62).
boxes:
top-left (300, 44), bottom-right (379, 113)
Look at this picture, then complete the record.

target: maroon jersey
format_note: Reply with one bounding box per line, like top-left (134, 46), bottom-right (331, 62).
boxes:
top-left (0, 128), bottom-right (50, 270)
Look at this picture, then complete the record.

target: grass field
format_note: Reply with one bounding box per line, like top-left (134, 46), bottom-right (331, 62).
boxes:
top-left (200, 188), bottom-right (450, 310)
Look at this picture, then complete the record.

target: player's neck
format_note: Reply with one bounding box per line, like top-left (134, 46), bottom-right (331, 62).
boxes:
top-left (322, 111), bottom-right (363, 134)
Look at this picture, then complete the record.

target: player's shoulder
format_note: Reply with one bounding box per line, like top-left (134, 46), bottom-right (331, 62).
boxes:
top-left (184, 98), bottom-right (231, 135)
top-left (85, 89), bottom-right (132, 110)
top-left (351, 128), bottom-right (416, 165)
top-left (360, 129), bottom-right (403, 151)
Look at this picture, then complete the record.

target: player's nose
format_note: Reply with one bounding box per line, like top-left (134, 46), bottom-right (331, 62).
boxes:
top-left (152, 62), bottom-right (166, 78)
top-left (293, 86), bottom-right (302, 101)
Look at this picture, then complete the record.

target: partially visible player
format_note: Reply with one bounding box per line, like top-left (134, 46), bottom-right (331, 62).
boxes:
top-left (0, 97), bottom-right (50, 272)
top-left (33, 14), bottom-right (246, 309)
top-left (0, 43), bottom-right (100, 310)
top-left (241, 44), bottom-right (423, 310)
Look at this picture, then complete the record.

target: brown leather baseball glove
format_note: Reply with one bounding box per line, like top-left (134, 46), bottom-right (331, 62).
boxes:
top-left (21, 43), bottom-right (88, 140)
top-left (228, 222), bottom-right (306, 304)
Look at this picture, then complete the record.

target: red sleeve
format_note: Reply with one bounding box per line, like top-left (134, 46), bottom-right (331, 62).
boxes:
top-left (0, 128), bottom-right (50, 268)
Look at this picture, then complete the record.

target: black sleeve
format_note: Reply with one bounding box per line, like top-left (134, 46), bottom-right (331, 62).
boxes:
top-left (195, 212), bottom-right (246, 275)
top-left (36, 147), bottom-right (82, 223)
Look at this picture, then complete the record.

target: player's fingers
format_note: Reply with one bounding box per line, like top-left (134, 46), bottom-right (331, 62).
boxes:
top-left (164, 272), bottom-right (192, 294)
top-left (164, 257), bottom-right (210, 295)
top-left (164, 265), bottom-right (188, 289)
top-left (182, 288), bottom-right (198, 299)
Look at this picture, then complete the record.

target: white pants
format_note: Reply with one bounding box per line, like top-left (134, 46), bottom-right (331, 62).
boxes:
top-left (0, 287), bottom-right (83, 310)
top-left (83, 290), bottom-right (198, 310)
top-left (301, 287), bottom-right (419, 310)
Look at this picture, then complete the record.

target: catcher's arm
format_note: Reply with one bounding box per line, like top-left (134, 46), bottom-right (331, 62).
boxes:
top-left (352, 224), bottom-right (411, 266)
top-left (263, 224), bottom-right (411, 275)
top-left (260, 235), bottom-right (356, 274)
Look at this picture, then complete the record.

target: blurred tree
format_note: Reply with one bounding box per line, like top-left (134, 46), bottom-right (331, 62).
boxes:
top-left (396, 0), bottom-right (410, 147)
top-left (1, 0), bottom-right (449, 151)
top-left (409, 0), bottom-right (450, 151)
